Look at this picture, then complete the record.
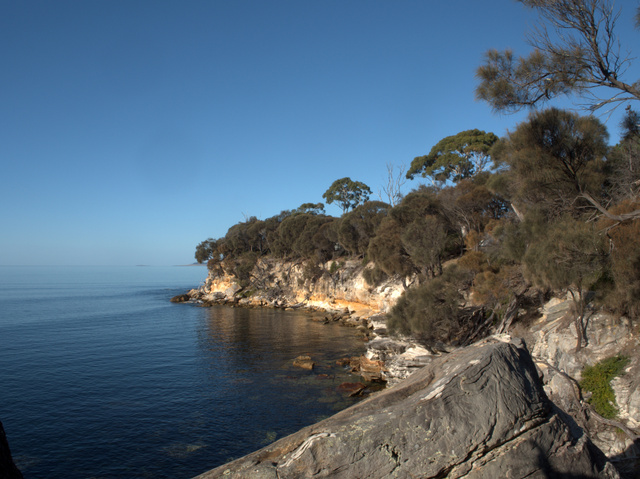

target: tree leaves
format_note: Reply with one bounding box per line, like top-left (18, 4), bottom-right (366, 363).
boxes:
top-left (406, 129), bottom-right (499, 186)
top-left (322, 177), bottom-right (372, 213)
top-left (476, 0), bottom-right (640, 113)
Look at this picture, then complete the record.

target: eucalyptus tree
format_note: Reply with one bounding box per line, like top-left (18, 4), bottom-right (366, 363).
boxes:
top-left (337, 201), bottom-right (390, 256)
top-left (322, 177), bottom-right (372, 214)
top-left (406, 129), bottom-right (499, 187)
top-left (195, 238), bottom-right (217, 264)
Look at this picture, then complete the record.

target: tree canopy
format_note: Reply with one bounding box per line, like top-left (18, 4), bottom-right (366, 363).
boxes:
top-left (476, 0), bottom-right (640, 113)
top-left (322, 177), bottom-right (372, 213)
top-left (406, 129), bottom-right (499, 185)
top-left (493, 107), bottom-right (608, 216)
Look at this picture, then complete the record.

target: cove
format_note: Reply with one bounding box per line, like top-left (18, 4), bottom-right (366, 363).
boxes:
top-left (0, 266), bottom-right (368, 479)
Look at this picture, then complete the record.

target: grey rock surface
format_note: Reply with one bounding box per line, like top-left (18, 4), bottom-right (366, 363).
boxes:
top-left (0, 420), bottom-right (23, 479)
top-left (194, 337), bottom-right (618, 479)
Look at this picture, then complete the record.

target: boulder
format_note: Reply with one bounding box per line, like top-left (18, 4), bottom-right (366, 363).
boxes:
top-left (0, 420), bottom-right (23, 479)
top-left (337, 382), bottom-right (366, 397)
top-left (358, 355), bottom-right (385, 382)
top-left (194, 337), bottom-right (618, 479)
top-left (170, 293), bottom-right (191, 303)
top-left (292, 355), bottom-right (314, 371)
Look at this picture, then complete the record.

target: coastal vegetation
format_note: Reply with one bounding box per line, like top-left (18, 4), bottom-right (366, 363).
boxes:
top-left (195, 0), bottom-right (640, 350)
top-left (580, 355), bottom-right (630, 419)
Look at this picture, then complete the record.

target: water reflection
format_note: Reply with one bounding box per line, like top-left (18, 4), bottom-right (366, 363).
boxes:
top-left (187, 305), bottom-right (370, 473)
top-left (198, 305), bottom-right (366, 371)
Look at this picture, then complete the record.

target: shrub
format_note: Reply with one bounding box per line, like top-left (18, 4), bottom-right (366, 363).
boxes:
top-left (387, 266), bottom-right (473, 346)
top-left (458, 250), bottom-right (492, 274)
top-left (597, 200), bottom-right (640, 318)
top-left (363, 266), bottom-right (387, 287)
top-left (580, 355), bottom-right (630, 419)
top-left (302, 262), bottom-right (323, 283)
top-left (230, 252), bottom-right (259, 288)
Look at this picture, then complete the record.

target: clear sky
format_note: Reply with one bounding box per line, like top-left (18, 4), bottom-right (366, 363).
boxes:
top-left (1, 1), bottom-right (638, 266)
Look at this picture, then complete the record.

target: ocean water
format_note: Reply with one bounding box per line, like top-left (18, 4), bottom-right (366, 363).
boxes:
top-left (0, 266), bottom-right (368, 478)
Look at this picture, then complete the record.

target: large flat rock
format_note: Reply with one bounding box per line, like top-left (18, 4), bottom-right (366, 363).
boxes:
top-left (194, 337), bottom-right (618, 479)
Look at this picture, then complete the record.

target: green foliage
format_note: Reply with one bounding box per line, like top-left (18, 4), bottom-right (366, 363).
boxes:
top-left (224, 217), bottom-right (268, 256)
top-left (597, 201), bottom-right (640, 317)
top-left (494, 108), bottom-right (608, 217)
top-left (195, 238), bottom-right (217, 264)
top-left (293, 215), bottom-right (333, 259)
top-left (229, 252), bottom-right (259, 288)
top-left (388, 266), bottom-right (473, 345)
top-left (337, 201), bottom-right (389, 256)
top-left (295, 202), bottom-right (325, 215)
top-left (605, 110), bottom-right (640, 203)
top-left (523, 216), bottom-right (607, 297)
top-left (302, 261), bottom-right (323, 283)
top-left (438, 180), bottom-right (511, 236)
top-left (274, 213), bottom-right (313, 258)
top-left (476, 1), bottom-right (640, 113)
top-left (580, 355), bottom-right (630, 419)
top-left (401, 216), bottom-right (447, 277)
top-left (406, 129), bottom-right (499, 185)
top-left (322, 177), bottom-right (372, 213)
top-left (311, 219), bottom-right (342, 262)
top-left (193, 98), bottom-right (640, 334)
top-left (390, 188), bottom-right (441, 226)
top-left (366, 216), bottom-right (413, 278)
top-left (362, 265), bottom-right (387, 287)
top-left (620, 108), bottom-right (640, 142)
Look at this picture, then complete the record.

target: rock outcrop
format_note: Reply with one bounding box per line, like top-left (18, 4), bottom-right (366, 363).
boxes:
top-left (182, 260), bottom-right (639, 475)
top-left (194, 337), bottom-right (618, 479)
top-left (0, 420), bottom-right (23, 479)
top-left (523, 297), bottom-right (640, 478)
top-left (192, 258), bottom-right (405, 314)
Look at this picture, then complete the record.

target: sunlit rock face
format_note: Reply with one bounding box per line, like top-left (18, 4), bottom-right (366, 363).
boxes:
top-left (196, 258), bottom-right (405, 314)
top-left (194, 338), bottom-right (618, 479)
top-left (527, 297), bottom-right (640, 477)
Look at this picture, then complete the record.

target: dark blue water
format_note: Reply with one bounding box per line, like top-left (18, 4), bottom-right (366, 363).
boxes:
top-left (0, 266), bottom-right (367, 478)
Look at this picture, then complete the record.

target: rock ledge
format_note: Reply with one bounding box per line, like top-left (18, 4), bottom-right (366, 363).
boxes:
top-left (195, 337), bottom-right (618, 479)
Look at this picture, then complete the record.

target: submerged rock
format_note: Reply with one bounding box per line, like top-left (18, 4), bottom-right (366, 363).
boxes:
top-left (292, 355), bottom-right (314, 371)
top-left (337, 382), bottom-right (366, 397)
top-left (194, 337), bottom-right (618, 479)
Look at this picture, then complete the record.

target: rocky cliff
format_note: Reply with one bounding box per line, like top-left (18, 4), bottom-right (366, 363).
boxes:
top-left (523, 298), bottom-right (640, 477)
top-left (195, 337), bottom-right (618, 479)
top-left (192, 257), bottom-right (405, 315)
top-left (184, 259), bottom-right (640, 477)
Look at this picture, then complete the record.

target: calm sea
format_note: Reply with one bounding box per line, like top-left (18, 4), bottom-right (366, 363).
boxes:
top-left (0, 266), bottom-right (367, 478)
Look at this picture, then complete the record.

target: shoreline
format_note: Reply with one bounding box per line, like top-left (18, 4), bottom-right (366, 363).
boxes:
top-left (173, 286), bottom-right (435, 387)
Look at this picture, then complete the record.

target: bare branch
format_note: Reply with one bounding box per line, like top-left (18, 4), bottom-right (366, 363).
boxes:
top-left (477, 0), bottom-right (640, 113)
top-left (580, 192), bottom-right (640, 221)
top-left (378, 162), bottom-right (408, 207)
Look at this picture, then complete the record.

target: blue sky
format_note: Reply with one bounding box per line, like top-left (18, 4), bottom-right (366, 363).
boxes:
top-left (1, 1), bottom-right (638, 266)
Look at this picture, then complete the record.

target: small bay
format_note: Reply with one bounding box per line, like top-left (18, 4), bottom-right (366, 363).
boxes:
top-left (0, 266), bottom-right (367, 478)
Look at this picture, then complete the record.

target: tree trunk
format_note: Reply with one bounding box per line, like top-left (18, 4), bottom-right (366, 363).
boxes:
top-left (495, 297), bottom-right (520, 335)
top-left (568, 289), bottom-right (589, 351)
